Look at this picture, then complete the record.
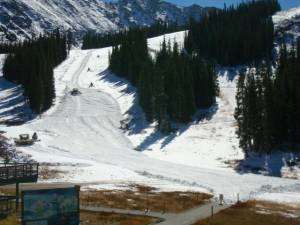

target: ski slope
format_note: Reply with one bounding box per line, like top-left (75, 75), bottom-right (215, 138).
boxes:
top-left (0, 32), bottom-right (299, 204)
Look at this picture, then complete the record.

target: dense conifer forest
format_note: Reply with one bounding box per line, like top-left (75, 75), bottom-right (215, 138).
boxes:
top-left (109, 28), bottom-right (219, 132)
top-left (82, 21), bottom-right (183, 50)
top-left (184, 0), bottom-right (281, 66)
top-left (235, 39), bottom-right (300, 155)
top-left (0, 43), bottom-right (17, 54)
top-left (3, 30), bottom-right (68, 113)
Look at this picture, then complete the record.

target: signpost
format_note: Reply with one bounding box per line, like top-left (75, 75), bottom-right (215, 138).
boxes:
top-left (21, 186), bottom-right (80, 225)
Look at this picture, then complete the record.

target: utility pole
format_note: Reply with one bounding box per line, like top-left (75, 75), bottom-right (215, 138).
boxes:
top-left (16, 182), bottom-right (19, 211)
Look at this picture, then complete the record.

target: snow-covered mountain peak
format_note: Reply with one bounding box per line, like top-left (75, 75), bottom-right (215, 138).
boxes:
top-left (273, 6), bottom-right (300, 25)
top-left (273, 6), bottom-right (300, 39)
top-left (0, 0), bottom-right (208, 42)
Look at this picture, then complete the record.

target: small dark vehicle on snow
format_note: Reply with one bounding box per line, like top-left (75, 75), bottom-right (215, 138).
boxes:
top-left (70, 88), bottom-right (81, 96)
top-left (14, 134), bottom-right (35, 146)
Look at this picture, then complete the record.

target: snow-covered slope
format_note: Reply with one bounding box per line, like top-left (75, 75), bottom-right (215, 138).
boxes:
top-left (0, 0), bottom-right (208, 42)
top-left (0, 54), bottom-right (34, 128)
top-left (0, 31), bottom-right (299, 204)
top-left (0, 6), bottom-right (300, 204)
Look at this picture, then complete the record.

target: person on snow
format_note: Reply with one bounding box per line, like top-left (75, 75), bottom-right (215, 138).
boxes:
top-left (32, 132), bottom-right (38, 141)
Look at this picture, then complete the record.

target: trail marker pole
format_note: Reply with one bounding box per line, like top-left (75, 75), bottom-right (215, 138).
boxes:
top-left (219, 194), bottom-right (224, 205)
top-left (16, 182), bottom-right (19, 211)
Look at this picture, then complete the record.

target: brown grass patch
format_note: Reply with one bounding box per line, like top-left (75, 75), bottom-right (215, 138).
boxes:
top-left (0, 187), bottom-right (16, 196)
top-left (80, 211), bottom-right (155, 225)
top-left (0, 212), bottom-right (19, 225)
top-left (81, 185), bottom-right (212, 213)
top-left (193, 200), bottom-right (300, 225)
top-left (0, 211), bottom-right (155, 225)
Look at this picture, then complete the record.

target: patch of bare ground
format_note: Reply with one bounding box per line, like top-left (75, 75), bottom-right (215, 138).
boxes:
top-left (81, 185), bottom-right (212, 213)
top-left (0, 213), bottom-right (19, 225)
top-left (193, 200), bottom-right (300, 225)
top-left (38, 166), bottom-right (65, 180)
top-left (0, 187), bottom-right (16, 196)
top-left (80, 211), bottom-right (155, 225)
top-left (0, 211), bottom-right (155, 225)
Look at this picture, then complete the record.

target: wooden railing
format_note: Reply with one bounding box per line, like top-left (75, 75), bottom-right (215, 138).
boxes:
top-left (0, 163), bottom-right (39, 185)
top-left (0, 196), bottom-right (15, 218)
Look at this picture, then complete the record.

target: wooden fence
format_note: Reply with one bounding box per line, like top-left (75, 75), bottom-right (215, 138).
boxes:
top-left (0, 163), bottom-right (39, 185)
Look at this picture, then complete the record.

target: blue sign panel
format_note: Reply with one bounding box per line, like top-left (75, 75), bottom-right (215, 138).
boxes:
top-left (22, 186), bottom-right (80, 225)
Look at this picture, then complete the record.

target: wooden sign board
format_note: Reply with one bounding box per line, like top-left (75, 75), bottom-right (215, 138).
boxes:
top-left (21, 186), bottom-right (80, 225)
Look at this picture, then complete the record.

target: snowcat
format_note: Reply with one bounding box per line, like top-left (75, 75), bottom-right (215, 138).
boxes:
top-left (14, 134), bottom-right (35, 146)
top-left (70, 88), bottom-right (81, 96)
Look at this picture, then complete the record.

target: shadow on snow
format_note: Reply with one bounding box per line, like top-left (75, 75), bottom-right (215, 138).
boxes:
top-left (0, 77), bottom-right (36, 123)
top-left (235, 150), bottom-right (300, 178)
top-left (97, 69), bottom-right (219, 151)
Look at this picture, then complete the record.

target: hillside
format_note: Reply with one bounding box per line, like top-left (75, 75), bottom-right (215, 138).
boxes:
top-left (273, 6), bottom-right (300, 38)
top-left (0, 0), bottom-right (208, 42)
top-left (0, 5), bottom-right (299, 206)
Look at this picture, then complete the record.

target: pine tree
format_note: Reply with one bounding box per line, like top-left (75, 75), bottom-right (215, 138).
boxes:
top-left (2, 32), bottom-right (67, 113)
top-left (236, 39), bottom-right (300, 153)
top-left (234, 72), bottom-right (246, 151)
top-left (109, 27), bottom-right (219, 132)
top-left (185, 0), bottom-right (280, 66)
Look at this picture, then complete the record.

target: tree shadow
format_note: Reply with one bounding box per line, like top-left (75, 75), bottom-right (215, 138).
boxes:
top-left (137, 103), bottom-right (219, 151)
top-left (98, 69), bottom-right (135, 95)
top-left (97, 69), bottom-right (220, 151)
top-left (234, 151), bottom-right (300, 177)
top-left (0, 78), bottom-right (36, 123)
top-left (97, 69), bottom-right (149, 135)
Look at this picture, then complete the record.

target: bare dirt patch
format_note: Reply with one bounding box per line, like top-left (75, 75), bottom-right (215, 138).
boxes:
top-left (81, 185), bottom-right (212, 213)
top-left (81, 211), bottom-right (155, 225)
top-left (0, 211), bottom-right (156, 225)
top-left (193, 200), bottom-right (300, 225)
top-left (0, 212), bottom-right (19, 225)
top-left (0, 187), bottom-right (16, 196)
top-left (38, 166), bottom-right (65, 180)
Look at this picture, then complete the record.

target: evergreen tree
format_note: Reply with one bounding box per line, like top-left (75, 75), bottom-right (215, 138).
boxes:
top-left (2, 32), bottom-right (68, 113)
top-left (235, 39), bottom-right (300, 154)
top-left (234, 72), bottom-right (247, 152)
top-left (109, 27), bottom-right (219, 132)
top-left (82, 21), bottom-right (183, 50)
top-left (185, 0), bottom-right (280, 66)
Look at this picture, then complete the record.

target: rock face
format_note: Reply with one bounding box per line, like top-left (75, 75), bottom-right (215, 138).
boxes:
top-left (0, 0), bottom-right (209, 42)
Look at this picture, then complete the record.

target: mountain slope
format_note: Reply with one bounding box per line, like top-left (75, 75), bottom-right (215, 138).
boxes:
top-left (0, 6), bottom-right (300, 204)
top-left (0, 0), bottom-right (208, 42)
top-left (273, 6), bottom-right (300, 38)
top-left (0, 32), bottom-right (299, 204)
